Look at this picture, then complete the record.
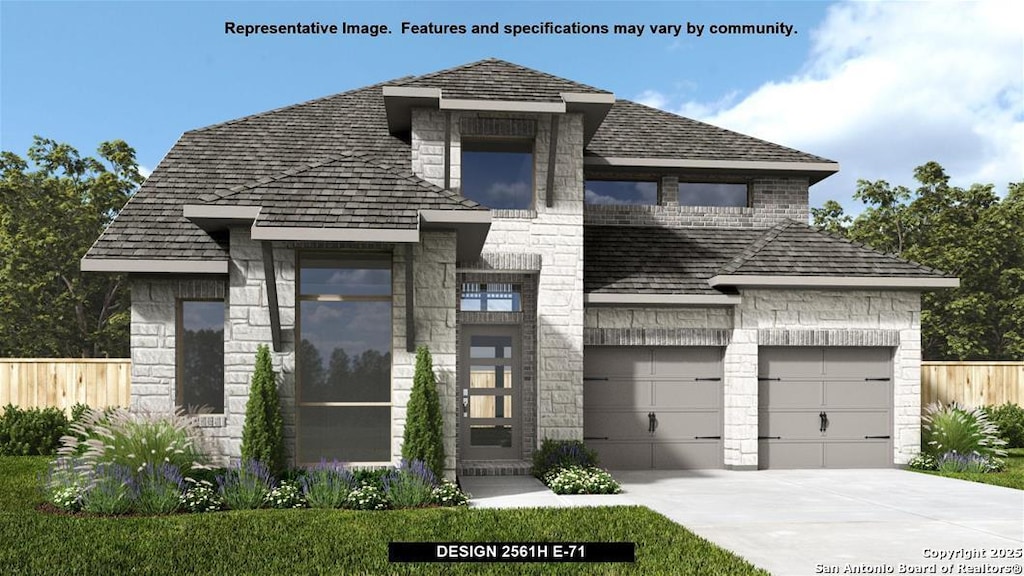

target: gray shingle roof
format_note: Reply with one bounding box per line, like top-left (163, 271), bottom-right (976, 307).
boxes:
top-left (585, 226), bottom-right (762, 295)
top-left (718, 221), bottom-right (955, 278)
top-left (397, 58), bottom-right (609, 102)
top-left (201, 151), bottom-right (481, 230)
top-left (585, 222), bottom-right (952, 295)
top-left (586, 100), bottom-right (835, 164)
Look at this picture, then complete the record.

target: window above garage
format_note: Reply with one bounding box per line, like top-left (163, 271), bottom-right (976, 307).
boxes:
top-left (584, 180), bottom-right (658, 206)
top-left (678, 182), bottom-right (749, 207)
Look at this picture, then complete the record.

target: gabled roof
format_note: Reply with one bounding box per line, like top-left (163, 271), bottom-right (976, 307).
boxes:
top-left (396, 58), bottom-right (609, 103)
top-left (585, 222), bottom-right (957, 296)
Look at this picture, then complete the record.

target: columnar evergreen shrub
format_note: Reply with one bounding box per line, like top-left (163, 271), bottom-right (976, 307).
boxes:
top-left (401, 346), bottom-right (445, 478)
top-left (241, 345), bottom-right (285, 474)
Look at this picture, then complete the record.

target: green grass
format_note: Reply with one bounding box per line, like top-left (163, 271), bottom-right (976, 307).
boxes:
top-left (1, 457), bottom-right (767, 575)
top-left (922, 448), bottom-right (1024, 490)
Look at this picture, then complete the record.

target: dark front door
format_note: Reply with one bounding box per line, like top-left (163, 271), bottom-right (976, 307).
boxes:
top-left (460, 326), bottom-right (521, 460)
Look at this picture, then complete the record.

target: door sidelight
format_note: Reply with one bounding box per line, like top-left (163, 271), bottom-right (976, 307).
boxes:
top-left (819, 411), bottom-right (829, 433)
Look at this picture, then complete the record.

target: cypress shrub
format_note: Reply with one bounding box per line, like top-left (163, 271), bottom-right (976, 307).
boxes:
top-left (241, 345), bottom-right (285, 474)
top-left (401, 346), bottom-right (445, 478)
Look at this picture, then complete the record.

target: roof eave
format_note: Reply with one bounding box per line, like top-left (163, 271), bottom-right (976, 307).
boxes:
top-left (584, 293), bottom-right (741, 306)
top-left (80, 258), bottom-right (228, 274)
top-left (584, 156), bottom-right (840, 184)
top-left (708, 274), bottom-right (960, 290)
top-left (420, 210), bottom-right (492, 262)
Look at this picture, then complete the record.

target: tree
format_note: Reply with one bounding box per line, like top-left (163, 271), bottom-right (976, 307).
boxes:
top-left (812, 162), bottom-right (1024, 360)
top-left (241, 345), bottom-right (285, 473)
top-left (402, 346), bottom-right (445, 477)
top-left (0, 137), bottom-right (141, 357)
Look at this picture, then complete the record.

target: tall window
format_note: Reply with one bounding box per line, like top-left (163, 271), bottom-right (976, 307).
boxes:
top-left (177, 300), bottom-right (225, 413)
top-left (584, 180), bottom-right (658, 205)
top-left (297, 254), bottom-right (392, 464)
top-left (461, 139), bottom-right (534, 210)
top-left (678, 182), bottom-right (749, 207)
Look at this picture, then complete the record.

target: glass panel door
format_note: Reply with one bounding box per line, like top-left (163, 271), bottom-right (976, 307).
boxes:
top-left (460, 326), bottom-right (520, 460)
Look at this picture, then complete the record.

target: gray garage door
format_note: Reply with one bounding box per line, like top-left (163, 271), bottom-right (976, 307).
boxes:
top-left (758, 347), bottom-right (893, 469)
top-left (583, 347), bottom-right (723, 470)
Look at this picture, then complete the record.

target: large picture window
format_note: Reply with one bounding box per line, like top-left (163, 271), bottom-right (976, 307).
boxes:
top-left (297, 254), bottom-right (392, 464)
top-left (177, 300), bottom-right (225, 413)
top-left (461, 139), bottom-right (534, 210)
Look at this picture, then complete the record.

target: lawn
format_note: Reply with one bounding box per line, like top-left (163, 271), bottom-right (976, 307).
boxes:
top-left (921, 448), bottom-right (1024, 490)
top-left (0, 457), bottom-right (768, 575)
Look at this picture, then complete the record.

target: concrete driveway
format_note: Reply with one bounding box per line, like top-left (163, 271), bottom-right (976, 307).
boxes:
top-left (614, 469), bottom-right (1023, 575)
top-left (465, 469), bottom-right (1024, 575)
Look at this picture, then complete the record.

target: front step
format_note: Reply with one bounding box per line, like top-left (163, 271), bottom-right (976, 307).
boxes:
top-left (458, 460), bottom-right (532, 477)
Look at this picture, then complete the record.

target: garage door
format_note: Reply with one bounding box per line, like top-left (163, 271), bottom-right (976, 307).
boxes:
top-left (583, 347), bottom-right (723, 469)
top-left (758, 347), bottom-right (893, 469)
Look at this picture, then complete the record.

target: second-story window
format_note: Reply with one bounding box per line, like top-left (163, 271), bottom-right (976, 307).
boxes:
top-left (678, 182), bottom-right (749, 207)
top-left (461, 139), bottom-right (534, 210)
top-left (584, 180), bottom-right (658, 205)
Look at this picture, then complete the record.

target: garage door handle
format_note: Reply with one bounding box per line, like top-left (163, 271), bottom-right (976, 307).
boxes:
top-left (695, 377), bottom-right (721, 381)
top-left (758, 377), bottom-right (780, 381)
top-left (648, 412), bottom-right (654, 433)
top-left (583, 377), bottom-right (609, 381)
top-left (758, 436), bottom-right (780, 440)
top-left (694, 436), bottom-right (721, 440)
top-left (583, 436), bottom-right (609, 440)
top-left (865, 377), bottom-right (891, 381)
top-left (864, 435), bottom-right (891, 439)
top-left (819, 411), bottom-right (829, 433)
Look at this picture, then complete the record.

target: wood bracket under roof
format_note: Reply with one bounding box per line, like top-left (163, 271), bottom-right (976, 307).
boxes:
top-left (261, 241), bottom-right (282, 352)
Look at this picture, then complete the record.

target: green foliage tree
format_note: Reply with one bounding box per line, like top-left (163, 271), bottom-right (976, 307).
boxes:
top-left (812, 162), bottom-right (1024, 360)
top-left (0, 137), bottom-right (141, 357)
top-left (402, 346), bottom-right (445, 477)
top-left (241, 345), bottom-right (285, 473)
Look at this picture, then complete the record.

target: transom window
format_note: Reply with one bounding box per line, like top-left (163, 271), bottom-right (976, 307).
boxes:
top-left (584, 180), bottom-right (658, 205)
top-left (177, 300), bottom-right (224, 413)
top-left (461, 283), bottom-right (521, 312)
top-left (297, 253), bottom-right (392, 464)
top-left (678, 182), bottom-right (749, 207)
top-left (461, 139), bottom-right (534, 210)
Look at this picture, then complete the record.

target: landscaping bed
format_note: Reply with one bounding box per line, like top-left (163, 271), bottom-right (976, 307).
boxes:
top-left (2, 456), bottom-right (768, 575)
top-left (921, 448), bottom-right (1024, 490)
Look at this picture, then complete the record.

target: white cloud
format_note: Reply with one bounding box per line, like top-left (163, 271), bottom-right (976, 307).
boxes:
top-left (138, 165), bottom-right (152, 179)
top-left (637, 1), bottom-right (1024, 214)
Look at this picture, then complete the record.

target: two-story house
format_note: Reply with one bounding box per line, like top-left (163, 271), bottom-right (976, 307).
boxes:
top-left (82, 59), bottom-right (957, 476)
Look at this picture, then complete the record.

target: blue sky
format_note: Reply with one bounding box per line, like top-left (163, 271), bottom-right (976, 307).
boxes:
top-left (2, 1), bottom-right (1021, 214)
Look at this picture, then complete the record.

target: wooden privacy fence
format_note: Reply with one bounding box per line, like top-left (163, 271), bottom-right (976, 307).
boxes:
top-left (921, 361), bottom-right (1024, 408)
top-left (0, 359), bottom-right (131, 415)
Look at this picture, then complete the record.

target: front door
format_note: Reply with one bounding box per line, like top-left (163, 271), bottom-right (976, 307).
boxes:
top-left (460, 326), bottom-right (521, 460)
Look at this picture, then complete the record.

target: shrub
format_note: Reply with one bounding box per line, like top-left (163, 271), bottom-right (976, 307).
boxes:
top-left (81, 463), bottom-right (136, 515)
top-left (432, 480), bottom-right (470, 507)
top-left (0, 405), bottom-right (69, 455)
top-left (218, 459), bottom-right (275, 510)
top-left (982, 403), bottom-right (1024, 449)
top-left (241, 345), bottom-right (285, 475)
top-left (545, 466), bottom-right (622, 495)
top-left (351, 467), bottom-right (390, 489)
top-left (531, 439), bottom-right (599, 479)
top-left (907, 453), bottom-right (938, 471)
top-left (40, 457), bottom-right (86, 512)
top-left (136, 462), bottom-right (184, 515)
top-left (59, 406), bottom-right (212, 477)
top-left (936, 451), bottom-right (991, 474)
top-left (180, 478), bottom-right (222, 513)
top-left (301, 460), bottom-right (354, 509)
top-left (922, 402), bottom-right (1007, 464)
top-left (266, 480), bottom-right (305, 509)
top-left (345, 484), bottom-right (388, 510)
top-left (383, 459), bottom-right (437, 509)
top-left (401, 346), bottom-right (445, 478)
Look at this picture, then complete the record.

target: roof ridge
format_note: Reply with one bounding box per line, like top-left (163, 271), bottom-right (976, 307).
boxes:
top-left (186, 77), bottom-right (414, 135)
top-left (799, 222), bottom-right (954, 277)
top-left (718, 220), bottom-right (796, 275)
top-left (397, 57), bottom-right (609, 94)
top-left (613, 99), bottom-right (836, 164)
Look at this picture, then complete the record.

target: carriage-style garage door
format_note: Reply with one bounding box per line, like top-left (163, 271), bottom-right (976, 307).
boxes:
top-left (583, 347), bottom-right (723, 470)
top-left (758, 347), bottom-right (893, 469)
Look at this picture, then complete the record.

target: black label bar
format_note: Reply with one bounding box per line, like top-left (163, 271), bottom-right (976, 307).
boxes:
top-left (389, 542), bottom-right (635, 563)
